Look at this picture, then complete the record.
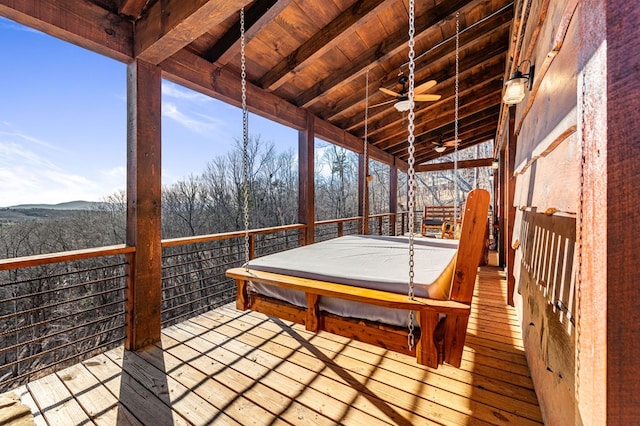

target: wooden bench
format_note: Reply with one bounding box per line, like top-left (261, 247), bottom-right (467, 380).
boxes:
top-left (227, 189), bottom-right (490, 368)
top-left (421, 205), bottom-right (460, 237)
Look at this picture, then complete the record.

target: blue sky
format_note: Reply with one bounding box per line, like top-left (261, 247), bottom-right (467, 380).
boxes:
top-left (0, 17), bottom-right (298, 207)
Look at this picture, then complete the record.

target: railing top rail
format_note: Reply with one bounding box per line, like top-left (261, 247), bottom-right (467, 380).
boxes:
top-left (161, 223), bottom-right (306, 248)
top-left (0, 244), bottom-right (135, 271)
top-left (314, 216), bottom-right (362, 226)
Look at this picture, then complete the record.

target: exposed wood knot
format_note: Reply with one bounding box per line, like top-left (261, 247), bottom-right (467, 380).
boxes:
top-left (104, 27), bottom-right (115, 36)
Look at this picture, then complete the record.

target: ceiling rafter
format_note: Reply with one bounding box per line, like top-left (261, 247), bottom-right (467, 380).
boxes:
top-left (413, 130), bottom-right (497, 164)
top-left (0, 0), bottom-right (133, 62)
top-left (118, 0), bottom-right (149, 19)
top-left (415, 158), bottom-right (494, 173)
top-left (257, 0), bottom-right (390, 91)
top-left (206, 0), bottom-right (293, 66)
top-left (362, 70), bottom-right (504, 145)
top-left (342, 42), bottom-right (508, 135)
top-left (327, 25), bottom-right (509, 127)
top-left (294, 0), bottom-right (477, 110)
top-left (134, 0), bottom-right (251, 64)
top-left (377, 105), bottom-right (501, 152)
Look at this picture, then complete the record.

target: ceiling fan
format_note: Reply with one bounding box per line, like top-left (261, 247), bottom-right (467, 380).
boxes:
top-left (432, 134), bottom-right (461, 153)
top-left (373, 75), bottom-right (442, 112)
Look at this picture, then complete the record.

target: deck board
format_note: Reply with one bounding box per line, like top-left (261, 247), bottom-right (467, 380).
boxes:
top-left (2, 265), bottom-right (542, 425)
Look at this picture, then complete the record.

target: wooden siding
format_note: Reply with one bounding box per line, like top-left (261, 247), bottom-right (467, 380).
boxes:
top-left (502, 0), bottom-right (580, 424)
top-left (3, 265), bottom-right (542, 425)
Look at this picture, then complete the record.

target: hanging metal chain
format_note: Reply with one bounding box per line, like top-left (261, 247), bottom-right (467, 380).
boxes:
top-left (240, 7), bottom-right (250, 271)
top-left (361, 69), bottom-right (369, 235)
top-left (453, 12), bottom-right (460, 227)
top-left (406, 0), bottom-right (417, 351)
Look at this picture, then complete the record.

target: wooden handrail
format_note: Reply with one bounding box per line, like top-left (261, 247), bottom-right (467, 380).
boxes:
top-left (314, 216), bottom-right (361, 226)
top-left (0, 213), bottom-right (407, 271)
top-left (161, 223), bottom-right (306, 248)
top-left (0, 244), bottom-right (136, 271)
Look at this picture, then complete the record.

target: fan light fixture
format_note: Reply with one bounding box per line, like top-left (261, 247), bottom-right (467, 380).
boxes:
top-left (394, 98), bottom-right (411, 112)
top-left (503, 60), bottom-right (535, 105)
top-left (434, 145), bottom-right (446, 153)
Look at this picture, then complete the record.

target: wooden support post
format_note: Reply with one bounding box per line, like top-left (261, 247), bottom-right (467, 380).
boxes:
top-left (248, 234), bottom-right (256, 260)
top-left (416, 310), bottom-right (439, 368)
top-left (298, 112), bottom-right (315, 245)
top-left (498, 154), bottom-right (506, 267)
top-left (337, 222), bottom-right (344, 237)
top-left (125, 60), bottom-right (162, 351)
top-left (236, 280), bottom-right (249, 310)
top-left (305, 293), bottom-right (319, 332)
top-left (389, 164), bottom-right (398, 236)
top-left (578, 0), bottom-right (640, 422)
top-left (358, 153), bottom-right (369, 234)
top-left (506, 107), bottom-right (517, 306)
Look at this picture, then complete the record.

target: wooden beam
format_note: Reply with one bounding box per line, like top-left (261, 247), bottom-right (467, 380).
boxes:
top-left (295, 0), bottom-right (478, 109)
top-left (505, 107), bottom-right (516, 306)
top-left (118, 0), bottom-right (148, 19)
top-left (415, 158), bottom-right (494, 173)
top-left (161, 50), bottom-right (406, 171)
top-left (298, 113), bottom-right (315, 245)
top-left (332, 23), bottom-right (509, 126)
top-left (206, 0), bottom-right (292, 65)
top-left (125, 60), bottom-right (162, 350)
top-left (162, 49), bottom-right (307, 129)
top-left (258, 0), bottom-right (389, 91)
top-left (135, 0), bottom-right (250, 64)
top-left (0, 0), bottom-right (132, 62)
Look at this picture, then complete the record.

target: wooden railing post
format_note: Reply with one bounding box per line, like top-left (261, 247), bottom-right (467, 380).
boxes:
top-left (298, 112), bottom-right (315, 245)
top-left (389, 164), bottom-right (398, 236)
top-left (337, 222), bottom-right (344, 237)
top-left (125, 60), bottom-right (162, 351)
top-left (248, 234), bottom-right (256, 260)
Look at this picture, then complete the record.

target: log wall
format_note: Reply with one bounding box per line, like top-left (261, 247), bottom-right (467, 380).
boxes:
top-left (505, 0), bottom-right (580, 424)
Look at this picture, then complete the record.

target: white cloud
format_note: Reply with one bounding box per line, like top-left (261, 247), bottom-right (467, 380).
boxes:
top-left (162, 81), bottom-right (211, 103)
top-left (162, 101), bottom-right (225, 136)
top-left (0, 137), bottom-right (108, 207)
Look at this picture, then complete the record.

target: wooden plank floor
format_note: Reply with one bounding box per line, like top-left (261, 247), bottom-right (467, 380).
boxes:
top-left (3, 265), bottom-right (542, 425)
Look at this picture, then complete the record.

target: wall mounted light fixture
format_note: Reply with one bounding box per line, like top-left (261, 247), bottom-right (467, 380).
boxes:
top-left (503, 60), bottom-right (535, 105)
top-left (491, 159), bottom-right (499, 169)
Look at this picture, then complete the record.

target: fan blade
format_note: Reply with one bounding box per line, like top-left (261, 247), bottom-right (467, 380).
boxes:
top-left (379, 87), bottom-right (401, 97)
top-left (369, 99), bottom-right (396, 108)
top-left (414, 94), bottom-right (441, 102)
top-left (444, 139), bottom-right (461, 147)
top-left (415, 80), bottom-right (437, 94)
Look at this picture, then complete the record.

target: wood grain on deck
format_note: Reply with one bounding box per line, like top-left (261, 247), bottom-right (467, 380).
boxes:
top-left (4, 265), bottom-right (542, 425)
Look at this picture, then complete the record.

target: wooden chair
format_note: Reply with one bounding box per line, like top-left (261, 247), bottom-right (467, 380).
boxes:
top-left (227, 189), bottom-right (490, 368)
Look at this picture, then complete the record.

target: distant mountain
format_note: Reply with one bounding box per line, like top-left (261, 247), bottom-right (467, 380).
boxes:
top-left (7, 201), bottom-right (104, 210)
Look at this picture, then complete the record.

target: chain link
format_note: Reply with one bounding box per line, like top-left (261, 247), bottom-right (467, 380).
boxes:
top-left (453, 12), bottom-right (460, 226)
top-left (240, 8), bottom-right (250, 272)
top-left (406, 0), bottom-right (416, 351)
top-left (362, 70), bottom-right (369, 235)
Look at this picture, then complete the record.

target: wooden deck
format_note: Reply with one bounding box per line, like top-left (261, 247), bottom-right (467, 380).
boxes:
top-left (3, 265), bottom-right (542, 425)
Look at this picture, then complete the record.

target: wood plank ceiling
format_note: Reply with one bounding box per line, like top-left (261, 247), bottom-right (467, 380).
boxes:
top-left (0, 0), bottom-right (514, 167)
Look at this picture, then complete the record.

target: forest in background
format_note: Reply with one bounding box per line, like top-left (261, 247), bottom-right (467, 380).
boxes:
top-left (0, 135), bottom-right (494, 260)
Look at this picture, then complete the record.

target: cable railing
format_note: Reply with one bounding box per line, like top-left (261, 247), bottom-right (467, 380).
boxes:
top-left (0, 245), bottom-right (134, 392)
top-left (0, 214), bottom-right (404, 392)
